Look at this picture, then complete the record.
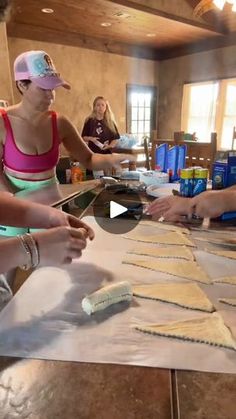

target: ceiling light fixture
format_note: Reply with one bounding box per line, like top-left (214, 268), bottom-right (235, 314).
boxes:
top-left (100, 22), bottom-right (112, 27)
top-left (113, 12), bottom-right (131, 18)
top-left (194, 0), bottom-right (236, 16)
top-left (146, 33), bottom-right (156, 37)
top-left (41, 8), bottom-right (54, 14)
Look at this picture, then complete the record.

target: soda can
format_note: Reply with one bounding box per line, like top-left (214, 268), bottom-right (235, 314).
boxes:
top-left (180, 168), bottom-right (194, 197)
top-left (193, 168), bottom-right (208, 196)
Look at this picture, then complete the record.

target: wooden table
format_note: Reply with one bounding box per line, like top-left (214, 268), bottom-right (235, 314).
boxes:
top-left (0, 181), bottom-right (236, 419)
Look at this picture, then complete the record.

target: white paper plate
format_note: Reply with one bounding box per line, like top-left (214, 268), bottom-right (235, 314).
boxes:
top-left (146, 183), bottom-right (180, 198)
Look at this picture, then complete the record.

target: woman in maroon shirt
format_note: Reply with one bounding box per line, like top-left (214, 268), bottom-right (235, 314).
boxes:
top-left (82, 96), bottom-right (120, 155)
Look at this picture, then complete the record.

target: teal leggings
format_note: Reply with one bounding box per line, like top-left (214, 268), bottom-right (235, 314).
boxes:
top-left (0, 174), bottom-right (58, 237)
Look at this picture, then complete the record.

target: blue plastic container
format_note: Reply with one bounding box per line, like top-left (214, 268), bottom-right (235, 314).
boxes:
top-left (155, 143), bottom-right (168, 172)
top-left (167, 146), bottom-right (179, 182)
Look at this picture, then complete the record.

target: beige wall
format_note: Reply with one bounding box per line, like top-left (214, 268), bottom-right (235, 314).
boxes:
top-left (158, 45), bottom-right (236, 139)
top-left (0, 23), bottom-right (13, 105)
top-left (8, 37), bottom-right (159, 135)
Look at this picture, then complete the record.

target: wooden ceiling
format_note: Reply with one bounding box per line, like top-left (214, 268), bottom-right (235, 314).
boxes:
top-left (6, 0), bottom-right (236, 60)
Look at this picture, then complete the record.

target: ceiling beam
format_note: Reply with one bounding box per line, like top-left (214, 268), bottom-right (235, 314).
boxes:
top-left (107, 0), bottom-right (226, 34)
top-left (7, 22), bottom-right (160, 61)
top-left (159, 31), bottom-right (236, 60)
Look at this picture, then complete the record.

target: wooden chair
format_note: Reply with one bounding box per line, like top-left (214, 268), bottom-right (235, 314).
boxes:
top-left (150, 131), bottom-right (217, 177)
top-left (184, 133), bottom-right (217, 177)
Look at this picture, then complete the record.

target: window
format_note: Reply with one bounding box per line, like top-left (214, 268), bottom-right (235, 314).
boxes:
top-left (126, 84), bottom-right (157, 144)
top-left (181, 78), bottom-right (236, 149)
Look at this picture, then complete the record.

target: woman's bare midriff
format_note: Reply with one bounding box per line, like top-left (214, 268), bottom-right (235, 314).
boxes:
top-left (4, 166), bottom-right (56, 181)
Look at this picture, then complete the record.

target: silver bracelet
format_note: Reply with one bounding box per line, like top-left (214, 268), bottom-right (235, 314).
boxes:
top-left (24, 234), bottom-right (40, 268)
top-left (17, 235), bottom-right (32, 270)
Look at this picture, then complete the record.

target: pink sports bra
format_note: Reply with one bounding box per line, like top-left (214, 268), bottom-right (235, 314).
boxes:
top-left (0, 109), bottom-right (60, 174)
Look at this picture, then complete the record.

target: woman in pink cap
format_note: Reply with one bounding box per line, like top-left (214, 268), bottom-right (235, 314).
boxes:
top-left (0, 50), bottom-right (133, 235)
top-left (0, 2), bottom-right (95, 309)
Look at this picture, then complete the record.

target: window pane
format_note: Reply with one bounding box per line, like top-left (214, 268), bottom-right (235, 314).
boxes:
top-left (144, 93), bottom-right (151, 106)
top-left (131, 121), bottom-right (137, 133)
top-left (138, 107), bottom-right (145, 120)
top-left (131, 107), bottom-right (138, 120)
top-left (221, 117), bottom-right (235, 149)
top-left (145, 107), bottom-right (151, 120)
top-left (225, 84), bottom-right (236, 115)
top-left (138, 94), bottom-right (145, 106)
top-left (138, 120), bottom-right (144, 133)
top-left (144, 120), bottom-right (150, 133)
top-left (131, 93), bottom-right (139, 106)
top-left (185, 82), bottom-right (218, 141)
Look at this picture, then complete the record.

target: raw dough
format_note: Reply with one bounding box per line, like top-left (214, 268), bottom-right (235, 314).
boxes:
top-left (82, 281), bottom-right (133, 315)
top-left (140, 220), bottom-right (190, 235)
top-left (219, 298), bottom-right (236, 307)
top-left (207, 250), bottom-right (236, 260)
top-left (128, 245), bottom-right (194, 261)
top-left (123, 231), bottom-right (195, 247)
top-left (123, 258), bottom-right (211, 284)
top-left (133, 282), bottom-right (214, 312)
top-left (214, 277), bottom-right (236, 285)
top-left (135, 313), bottom-right (236, 351)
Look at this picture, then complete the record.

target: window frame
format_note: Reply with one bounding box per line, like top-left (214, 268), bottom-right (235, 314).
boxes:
top-left (126, 84), bottom-right (157, 143)
top-left (181, 77), bottom-right (236, 149)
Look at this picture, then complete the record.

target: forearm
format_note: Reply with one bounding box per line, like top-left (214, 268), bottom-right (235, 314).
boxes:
top-left (0, 238), bottom-right (27, 273)
top-left (220, 190), bottom-right (236, 212)
top-left (108, 139), bottom-right (119, 149)
top-left (0, 195), bottom-right (56, 228)
top-left (88, 153), bottom-right (114, 170)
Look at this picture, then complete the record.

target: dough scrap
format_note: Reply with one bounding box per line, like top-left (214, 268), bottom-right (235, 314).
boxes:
top-left (140, 220), bottom-right (190, 235)
top-left (123, 231), bottom-right (195, 247)
top-left (123, 258), bottom-right (211, 284)
top-left (128, 245), bottom-right (194, 261)
top-left (214, 277), bottom-right (236, 285)
top-left (207, 250), bottom-right (236, 260)
top-left (122, 259), bottom-right (212, 284)
top-left (219, 298), bottom-right (236, 307)
top-left (133, 282), bottom-right (214, 312)
top-left (135, 313), bottom-right (236, 351)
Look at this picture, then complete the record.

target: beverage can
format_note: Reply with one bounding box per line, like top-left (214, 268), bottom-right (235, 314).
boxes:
top-left (180, 168), bottom-right (193, 197)
top-left (192, 168), bottom-right (208, 196)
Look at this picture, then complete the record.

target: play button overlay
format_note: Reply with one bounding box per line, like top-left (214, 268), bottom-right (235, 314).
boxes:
top-left (93, 186), bottom-right (143, 234)
top-left (110, 201), bottom-right (127, 218)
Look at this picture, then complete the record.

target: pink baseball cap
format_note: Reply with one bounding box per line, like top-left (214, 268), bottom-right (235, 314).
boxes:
top-left (14, 50), bottom-right (71, 90)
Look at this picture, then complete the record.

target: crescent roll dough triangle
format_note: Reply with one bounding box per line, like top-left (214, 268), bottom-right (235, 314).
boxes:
top-left (135, 313), bottom-right (236, 351)
top-left (214, 277), bottom-right (236, 285)
top-left (207, 250), bottom-right (236, 260)
top-left (123, 231), bottom-right (195, 247)
top-left (128, 246), bottom-right (194, 261)
top-left (139, 221), bottom-right (190, 235)
top-left (133, 283), bottom-right (214, 312)
top-left (219, 298), bottom-right (236, 307)
top-left (123, 258), bottom-right (211, 284)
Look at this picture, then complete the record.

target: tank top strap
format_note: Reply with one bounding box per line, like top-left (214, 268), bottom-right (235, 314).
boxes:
top-left (50, 111), bottom-right (60, 145)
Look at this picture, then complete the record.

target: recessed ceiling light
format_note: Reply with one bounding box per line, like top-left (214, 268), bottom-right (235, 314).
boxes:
top-left (146, 33), bottom-right (156, 37)
top-left (101, 22), bottom-right (112, 27)
top-left (41, 8), bottom-right (54, 14)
